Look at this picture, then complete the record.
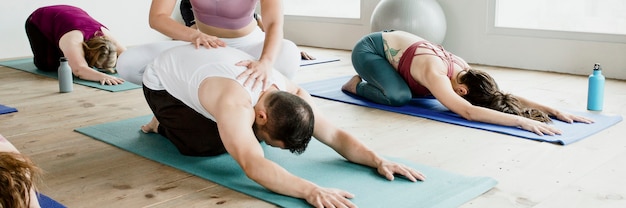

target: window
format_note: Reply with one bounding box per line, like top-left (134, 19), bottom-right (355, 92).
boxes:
top-left (490, 0), bottom-right (626, 42)
top-left (283, 0), bottom-right (360, 19)
top-left (495, 0), bottom-right (626, 35)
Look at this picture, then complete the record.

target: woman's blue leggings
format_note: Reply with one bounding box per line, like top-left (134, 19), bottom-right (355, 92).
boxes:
top-left (351, 32), bottom-right (412, 106)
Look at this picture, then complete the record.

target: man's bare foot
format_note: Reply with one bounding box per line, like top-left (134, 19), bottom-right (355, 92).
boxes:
top-left (141, 116), bottom-right (160, 133)
top-left (341, 75), bottom-right (361, 94)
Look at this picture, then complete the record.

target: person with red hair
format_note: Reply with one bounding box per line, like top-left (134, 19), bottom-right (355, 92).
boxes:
top-left (0, 134), bottom-right (42, 208)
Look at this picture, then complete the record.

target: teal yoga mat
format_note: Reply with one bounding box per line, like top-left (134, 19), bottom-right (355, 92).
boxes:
top-left (0, 58), bottom-right (141, 92)
top-left (75, 115), bottom-right (497, 208)
top-left (301, 76), bottom-right (623, 145)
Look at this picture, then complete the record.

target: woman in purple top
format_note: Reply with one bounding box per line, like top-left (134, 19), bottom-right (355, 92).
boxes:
top-left (25, 5), bottom-right (126, 85)
top-left (148, 0), bottom-right (300, 90)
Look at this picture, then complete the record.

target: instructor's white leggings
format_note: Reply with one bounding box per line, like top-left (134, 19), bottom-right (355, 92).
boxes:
top-left (116, 27), bottom-right (301, 85)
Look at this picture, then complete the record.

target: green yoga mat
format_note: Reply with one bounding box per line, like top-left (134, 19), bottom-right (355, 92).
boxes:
top-left (0, 58), bottom-right (140, 92)
top-left (75, 115), bottom-right (497, 208)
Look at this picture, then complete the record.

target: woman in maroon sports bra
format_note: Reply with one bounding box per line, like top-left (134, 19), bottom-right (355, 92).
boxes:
top-left (342, 30), bottom-right (592, 136)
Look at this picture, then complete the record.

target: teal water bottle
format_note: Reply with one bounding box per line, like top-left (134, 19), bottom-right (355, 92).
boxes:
top-left (587, 63), bottom-right (604, 111)
top-left (58, 57), bottom-right (73, 93)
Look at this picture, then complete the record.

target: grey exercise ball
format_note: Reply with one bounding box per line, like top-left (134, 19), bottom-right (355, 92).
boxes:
top-left (371, 0), bottom-right (447, 44)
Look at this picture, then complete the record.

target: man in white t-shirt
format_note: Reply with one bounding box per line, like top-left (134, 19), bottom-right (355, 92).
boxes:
top-left (133, 43), bottom-right (426, 208)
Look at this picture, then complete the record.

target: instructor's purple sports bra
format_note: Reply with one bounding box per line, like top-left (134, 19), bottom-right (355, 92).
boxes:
top-left (190, 0), bottom-right (258, 30)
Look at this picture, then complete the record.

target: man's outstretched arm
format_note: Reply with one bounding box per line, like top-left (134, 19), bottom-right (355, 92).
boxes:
top-left (201, 79), bottom-right (357, 208)
top-left (291, 83), bottom-right (426, 182)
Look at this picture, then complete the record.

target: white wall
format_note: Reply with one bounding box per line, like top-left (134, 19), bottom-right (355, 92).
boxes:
top-left (2, 0), bottom-right (625, 80)
top-left (0, 1), bottom-right (173, 59)
top-left (283, 0), bottom-right (379, 50)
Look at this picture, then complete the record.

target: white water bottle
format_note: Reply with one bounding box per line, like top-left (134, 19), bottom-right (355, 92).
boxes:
top-left (58, 57), bottom-right (73, 93)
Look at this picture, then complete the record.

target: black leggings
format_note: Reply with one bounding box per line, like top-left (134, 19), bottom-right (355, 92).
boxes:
top-left (143, 85), bottom-right (226, 156)
top-left (180, 0), bottom-right (195, 27)
top-left (25, 17), bottom-right (63, 71)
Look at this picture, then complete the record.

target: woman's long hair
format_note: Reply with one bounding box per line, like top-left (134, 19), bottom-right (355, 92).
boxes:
top-left (0, 152), bottom-right (42, 208)
top-left (83, 35), bottom-right (117, 74)
top-left (459, 69), bottom-right (552, 122)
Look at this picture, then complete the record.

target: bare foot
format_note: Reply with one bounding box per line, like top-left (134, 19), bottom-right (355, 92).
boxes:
top-left (300, 51), bottom-right (315, 60)
top-left (141, 116), bottom-right (160, 133)
top-left (341, 75), bottom-right (361, 94)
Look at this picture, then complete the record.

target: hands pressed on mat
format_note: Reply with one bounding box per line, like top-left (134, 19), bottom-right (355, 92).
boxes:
top-left (302, 152), bottom-right (425, 208)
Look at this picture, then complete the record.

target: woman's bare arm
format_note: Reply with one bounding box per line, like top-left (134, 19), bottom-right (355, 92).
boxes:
top-left (149, 0), bottom-right (224, 48)
top-left (58, 31), bottom-right (124, 85)
top-left (422, 67), bottom-right (562, 136)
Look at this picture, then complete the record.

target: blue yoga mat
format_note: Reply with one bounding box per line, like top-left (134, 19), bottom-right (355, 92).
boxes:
top-left (0, 58), bottom-right (141, 92)
top-left (0, 104), bottom-right (17, 115)
top-left (300, 76), bottom-right (623, 145)
top-left (38, 193), bottom-right (66, 208)
top-left (75, 115), bottom-right (497, 208)
top-left (300, 56), bottom-right (340, 67)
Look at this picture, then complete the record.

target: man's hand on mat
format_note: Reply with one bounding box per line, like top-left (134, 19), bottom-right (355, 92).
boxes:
top-left (519, 119), bottom-right (562, 136)
top-left (306, 187), bottom-right (356, 208)
top-left (377, 160), bottom-right (426, 182)
top-left (554, 111), bottom-right (594, 124)
top-left (99, 75), bottom-right (124, 85)
top-left (236, 60), bottom-right (273, 91)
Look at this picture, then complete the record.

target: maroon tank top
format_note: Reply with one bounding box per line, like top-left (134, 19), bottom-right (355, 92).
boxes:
top-left (397, 41), bottom-right (470, 96)
top-left (28, 5), bottom-right (106, 45)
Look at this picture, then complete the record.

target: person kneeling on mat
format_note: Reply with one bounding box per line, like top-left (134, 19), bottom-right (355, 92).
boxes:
top-left (139, 43), bottom-right (426, 208)
top-left (342, 30), bottom-right (593, 136)
top-left (25, 5), bottom-right (127, 85)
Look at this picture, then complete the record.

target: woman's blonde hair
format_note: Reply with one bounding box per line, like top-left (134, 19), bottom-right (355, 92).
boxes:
top-left (0, 152), bottom-right (42, 208)
top-left (459, 69), bottom-right (552, 122)
top-left (83, 35), bottom-right (117, 74)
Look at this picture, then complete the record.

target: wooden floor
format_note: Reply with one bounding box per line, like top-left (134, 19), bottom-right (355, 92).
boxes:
top-left (1, 46), bottom-right (625, 208)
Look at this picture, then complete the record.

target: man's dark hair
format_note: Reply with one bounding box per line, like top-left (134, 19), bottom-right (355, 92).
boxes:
top-left (264, 91), bottom-right (314, 154)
